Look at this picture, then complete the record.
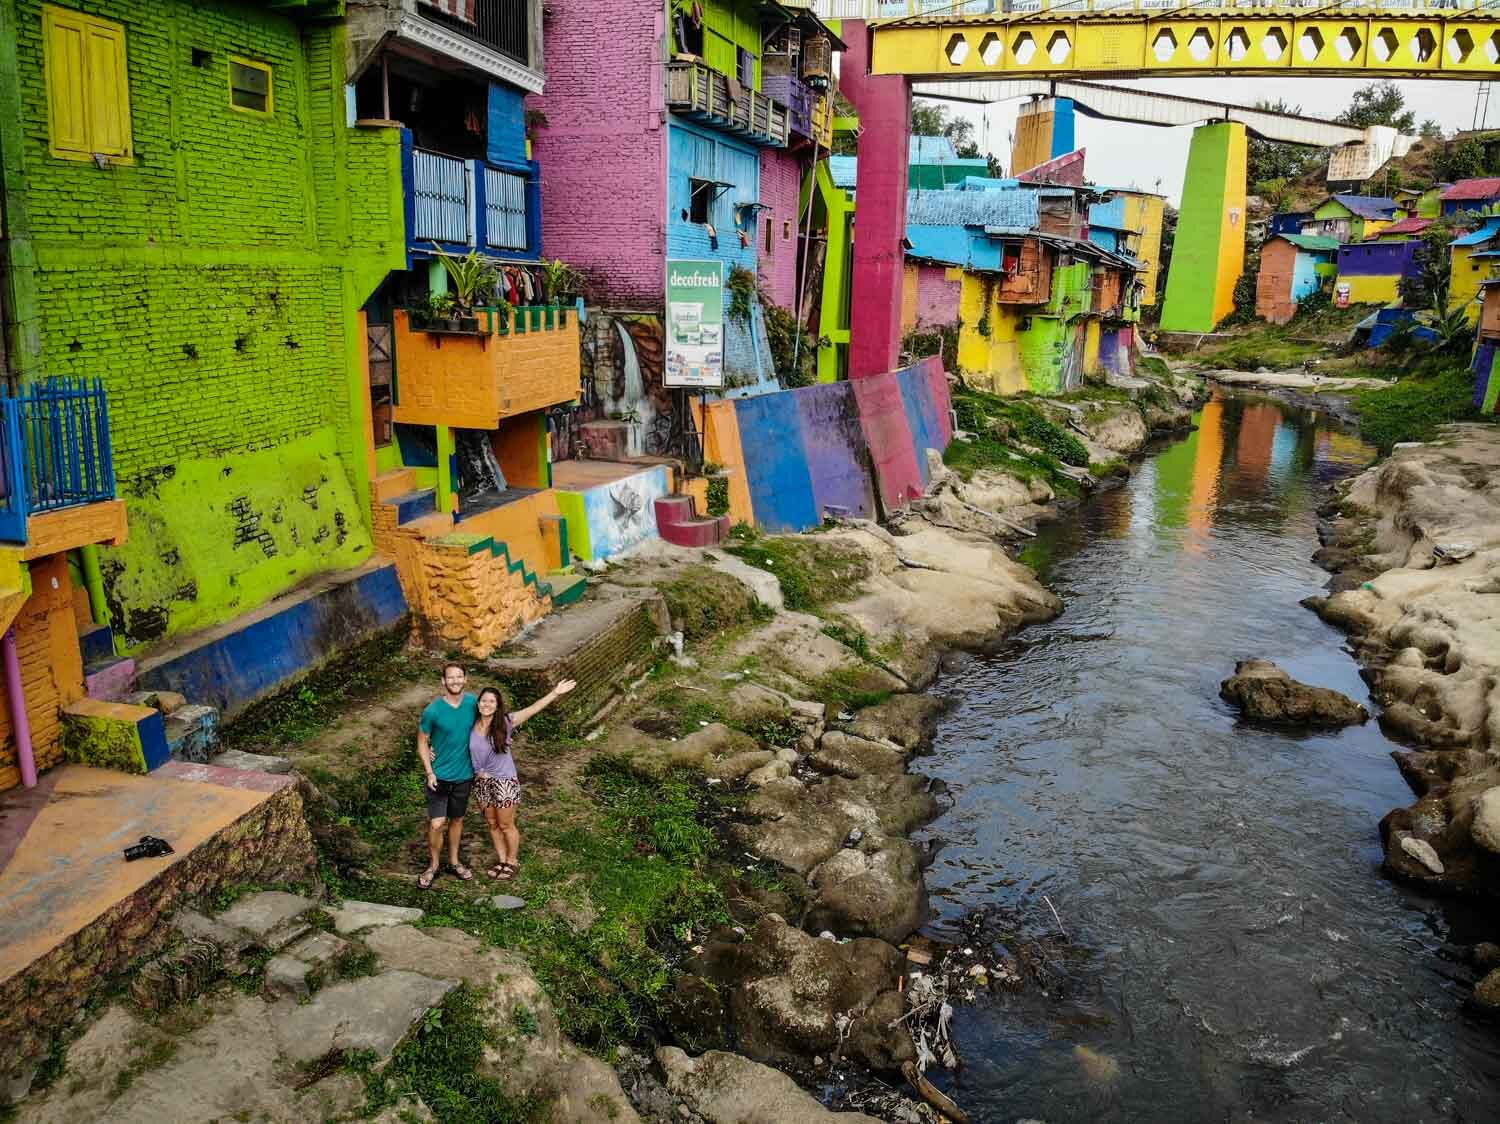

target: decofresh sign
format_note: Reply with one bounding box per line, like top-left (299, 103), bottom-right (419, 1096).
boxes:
top-left (665, 259), bottom-right (725, 389)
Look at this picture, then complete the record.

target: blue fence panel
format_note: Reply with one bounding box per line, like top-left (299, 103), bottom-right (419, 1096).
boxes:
top-left (0, 378), bottom-right (115, 543)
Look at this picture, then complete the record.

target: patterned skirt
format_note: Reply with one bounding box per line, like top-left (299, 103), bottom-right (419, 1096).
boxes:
top-left (474, 774), bottom-right (521, 810)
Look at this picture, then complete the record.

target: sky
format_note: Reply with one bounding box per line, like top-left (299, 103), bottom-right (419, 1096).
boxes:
top-left (925, 76), bottom-right (1492, 204)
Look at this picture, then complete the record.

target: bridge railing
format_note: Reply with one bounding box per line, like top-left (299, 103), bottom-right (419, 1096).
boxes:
top-left (814, 0), bottom-right (1497, 18)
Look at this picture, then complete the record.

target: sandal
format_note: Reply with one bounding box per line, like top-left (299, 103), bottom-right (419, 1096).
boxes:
top-left (418, 867), bottom-right (438, 890)
top-left (486, 864), bottom-right (512, 881)
top-left (447, 863), bottom-right (474, 882)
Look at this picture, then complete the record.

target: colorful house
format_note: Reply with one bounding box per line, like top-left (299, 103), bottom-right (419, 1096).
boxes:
top-left (1441, 177), bottom-right (1500, 217)
top-left (1087, 187), bottom-right (1167, 306)
top-left (1302, 194), bottom-right (1399, 242)
top-left (1334, 240), bottom-right (1420, 305)
top-left (1255, 234), bottom-right (1339, 325)
top-left (909, 135), bottom-right (988, 190)
top-left (1470, 279), bottom-right (1500, 415)
top-left (0, 0), bottom-right (433, 741)
top-left (1370, 216), bottom-right (1433, 241)
top-left (1447, 216), bottom-right (1500, 317)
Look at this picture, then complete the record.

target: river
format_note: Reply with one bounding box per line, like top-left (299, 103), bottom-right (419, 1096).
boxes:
top-left (919, 390), bottom-right (1500, 1123)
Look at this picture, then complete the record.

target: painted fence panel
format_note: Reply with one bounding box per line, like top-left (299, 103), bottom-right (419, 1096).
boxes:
top-left (851, 373), bottom-right (926, 510)
top-left (795, 381), bottom-right (876, 521)
top-left (732, 391), bottom-right (821, 532)
top-left (897, 362), bottom-right (943, 488)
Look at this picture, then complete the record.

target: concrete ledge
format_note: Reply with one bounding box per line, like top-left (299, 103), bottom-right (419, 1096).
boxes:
top-left (134, 561), bottom-right (408, 718)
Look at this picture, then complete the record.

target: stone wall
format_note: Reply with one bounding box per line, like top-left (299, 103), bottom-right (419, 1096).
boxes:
top-left (0, 783), bottom-right (317, 1088)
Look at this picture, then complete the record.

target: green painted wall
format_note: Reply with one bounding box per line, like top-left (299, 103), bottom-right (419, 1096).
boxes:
top-left (813, 159), bottom-right (853, 384)
top-left (702, 0), bottom-right (762, 88)
top-left (0, 0), bottom-right (405, 649)
top-left (1159, 122), bottom-right (1242, 333)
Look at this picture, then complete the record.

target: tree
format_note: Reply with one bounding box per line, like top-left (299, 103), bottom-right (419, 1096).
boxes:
top-left (1420, 119), bottom-right (1443, 140)
top-left (910, 98), bottom-right (999, 168)
top-left (1337, 80), bottom-right (1417, 133)
top-left (1434, 137), bottom-right (1489, 183)
top-left (1246, 99), bottom-right (1320, 188)
top-left (1399, 218), bottom-right (1469, 311)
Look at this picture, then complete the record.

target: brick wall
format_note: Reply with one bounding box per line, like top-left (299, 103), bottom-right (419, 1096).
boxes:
top-left (530, 0), bottom-right (666, 305)
top-left (0, 556), bottom-right (86, 791)
top-left (8, 1), bottom-right (406, 649)
top-left (914, 264), bottom-right (961, 327)
top-left (758, 148), bottom-right (802, 309)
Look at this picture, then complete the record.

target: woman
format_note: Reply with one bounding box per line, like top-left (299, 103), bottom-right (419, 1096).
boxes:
top-left (470, 678), bottom-right (576, 880)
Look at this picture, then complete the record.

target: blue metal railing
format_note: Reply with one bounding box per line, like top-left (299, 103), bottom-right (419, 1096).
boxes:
top-left (0, 378), bottom-right (115, 544)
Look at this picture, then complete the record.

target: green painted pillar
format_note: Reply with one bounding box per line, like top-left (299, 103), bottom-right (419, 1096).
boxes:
top-left (429, 259), bottom-right (447, 297)
top-left (815, 161), bottom-right (854, 384)
top-left (78, 545), bottom-right (108, 625)
top-left (435, 424), bottom-right (455, 514)
top-left (1159, 121), bottom-right (1247, 334)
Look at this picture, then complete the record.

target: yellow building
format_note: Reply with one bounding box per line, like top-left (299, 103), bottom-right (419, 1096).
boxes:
top-left (1448, 218), bottom-right (1500, 320)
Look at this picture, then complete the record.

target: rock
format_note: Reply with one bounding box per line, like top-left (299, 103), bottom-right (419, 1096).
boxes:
top-left (1218, 660), bottom-right (1368, 727)
top-left (660, 974), bottom-right (728, 1054)
top-left (1399, 834), bottom-right (1445, 875)
top-left (631, 723), bottom-right (761, 779)
top-left (1471, 787), bottom-right (1500, 856)
top-left (271, 970), bottom-right (456, 1065)
top-left (806, 838), bottom-right (930, 943)
top-left (699, 916), bottom-right (913, 1072)
top-left (210, 748), bottom-right (293, 774)
top-left (263, 953), bottom-right (314, 1000)
top-left (1074, 1044), bottom-right (1121, 1084)
top-left (655, 1048), bottom-right (882, 1122)
top-left (845, 694), bottom-right (947, 753)
top-left (745, 759), bottom-right (791, 787)
top-left (708, 749), bottom-right (776, 782)
top-left (328, 900), bottom-right (424, 935)
top-left (1472, 968), bottom-right (1500, 1014)
top-left (216, 890), bottom-right (314, 947)
top-left (171, 908), bottom-right (253, 956)
top-left (809, 731), bottom-right (908, 778)
top-left (491, 894), bottom-right (527, 910)
top-left (1472, 942), bottom-right (1500, 972)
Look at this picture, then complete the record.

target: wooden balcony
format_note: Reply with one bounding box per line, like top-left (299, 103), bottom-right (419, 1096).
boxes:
top-left (390, 306), bottom-right (580, 430)
top-left (665, 61), bottom-right (789, 148)
top-left (760, 74), bottom-right (835, 149)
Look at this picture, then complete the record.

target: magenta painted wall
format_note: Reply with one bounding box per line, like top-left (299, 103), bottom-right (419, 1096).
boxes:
top-left (758, 148), bottom-right (803, 310)
top-left (914, 264), bottom-right (961, 327)
top-left (531, 0), bottom-right (667, 306)
top-left (840, 20), bottom-right (912, 379)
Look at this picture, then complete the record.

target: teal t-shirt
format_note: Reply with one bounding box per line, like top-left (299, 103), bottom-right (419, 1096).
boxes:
top-left (420, 694), bottom-right (478, 782)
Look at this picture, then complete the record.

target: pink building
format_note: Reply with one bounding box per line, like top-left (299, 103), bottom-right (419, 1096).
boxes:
top-left (758, 148), bottom-right (803, 309)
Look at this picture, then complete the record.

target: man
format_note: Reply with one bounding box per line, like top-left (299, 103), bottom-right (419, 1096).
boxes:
top-left (417, 662), bottom-right (478, 888)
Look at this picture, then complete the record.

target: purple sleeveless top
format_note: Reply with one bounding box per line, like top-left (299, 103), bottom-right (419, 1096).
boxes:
top-left (469, 714), bottom-right (516, 780)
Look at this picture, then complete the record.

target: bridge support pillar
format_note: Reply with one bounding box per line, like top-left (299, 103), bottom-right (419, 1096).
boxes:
top-left (1011, 97), bottom-right (1075, 176)
top-left (839, 20), bottom-right (910, 379)
top-left (1160, 121), bottom-right (1247, 333)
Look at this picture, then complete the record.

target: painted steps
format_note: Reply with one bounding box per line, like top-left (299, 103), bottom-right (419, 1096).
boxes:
top-left (387, 489), bottom-right (438, 526)
top-left (654, 494), bottom-right (730, 548)
top-left (544, 572), bottom-right (588, 607)
top-left (431, 532), bottom-right (553, 596)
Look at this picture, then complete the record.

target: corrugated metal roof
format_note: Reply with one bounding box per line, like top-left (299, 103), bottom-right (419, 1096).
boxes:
top-left (958, 175), bottom-right (1021, 191)
top-left (828, 156), bottom-right (857, 189)
top-left (907, 188), bottom-right (1040, 230)
top-left (1274, 233), bottom-right (1340, 252)
top-left (1451, 216), bottom-right (1500, 246)
top-left (1441, 177), bottom-right (1500, 201)
top-left (1372, 216), bottom-right (1432, 237)
top-left (1329, 193), bottom-right (1398, 219)
top-left (909, 136), bottom-right (987, 166)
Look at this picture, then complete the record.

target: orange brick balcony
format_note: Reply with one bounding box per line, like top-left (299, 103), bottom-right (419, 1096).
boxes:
top-left (390, 305), bottom-right (580, 430)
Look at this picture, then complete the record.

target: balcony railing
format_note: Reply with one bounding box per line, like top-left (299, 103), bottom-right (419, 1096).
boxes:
top-left (405, 137), bottom-right (538, 258)
top-left (0, 378), bottom-right (115, 544)
top-left (416, 0), bottom-right (530, 65)
top-left (665, 61), bottom-right (790, 148)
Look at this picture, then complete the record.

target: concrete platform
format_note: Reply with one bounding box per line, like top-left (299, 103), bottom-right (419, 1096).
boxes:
top-left (0, 763), bottom-right (293, 985)
top-left (552, 458), bottom-right (672, 490)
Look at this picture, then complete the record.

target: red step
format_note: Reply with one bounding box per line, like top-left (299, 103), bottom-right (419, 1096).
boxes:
top-left (654, 494), bottom-right (731, 548)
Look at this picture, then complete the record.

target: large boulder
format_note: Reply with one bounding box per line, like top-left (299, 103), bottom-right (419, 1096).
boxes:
top-left (1472, 787), bottom-right (1500, 856)
top-left (805, 837), bottom-right (929, 943)
top-left (696, 916), bottom-right (913, 1073)
top-left (655, 1048), bottom-right (882, 1123)
top-left (844, 693), bottom-right (949, 754)
top-left (808, 731), bottom-right (908, 779)
top-left (1219, 660), bottom-right (1368, 727)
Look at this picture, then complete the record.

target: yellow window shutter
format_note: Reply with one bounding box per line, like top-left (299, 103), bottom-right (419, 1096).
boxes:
top-left (42, 4), bottom-right (132, 162)
top-left (84, 22), bottom-right (130, 157)
top-left (43, 6), bottom-right (90, 158)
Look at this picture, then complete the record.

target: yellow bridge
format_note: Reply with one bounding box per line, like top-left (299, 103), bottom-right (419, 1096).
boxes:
top-left (815, 1), bottom-right (1500, 80)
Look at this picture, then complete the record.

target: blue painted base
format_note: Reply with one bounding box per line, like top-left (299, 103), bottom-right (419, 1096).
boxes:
top-left (80, 624), bottom-right (116, 669)
top-left (140, 709), bottom-right (171, 772)
top-left (137, 562), bottom-right (409, 718)
top-left (390, 489), bottom-right (437, 525)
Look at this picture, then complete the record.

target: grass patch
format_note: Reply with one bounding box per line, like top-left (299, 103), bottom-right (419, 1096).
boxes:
top-left (359, 986), bottom-right (549, 1123)
top-left (723, 532), bottom-right (871, 614)
top-left (1194, 329), bottom-right (1325, 371)
top-left (220, 627), bottom-right (432, 750)
top-left (658, 564), bottom-right (764, 641)
top-left (1352, 361), bottom-right (1485, 451)
top-left (945, 385), bottom-right (1090, 491)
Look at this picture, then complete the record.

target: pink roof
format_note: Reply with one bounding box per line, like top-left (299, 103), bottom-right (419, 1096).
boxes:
top-left (1015, 148), bottom-right (1086, 187)
top-left (1441, 177), bottom-right (1500, 201)
top-left (1369, 216), bottom-right (1432, 238)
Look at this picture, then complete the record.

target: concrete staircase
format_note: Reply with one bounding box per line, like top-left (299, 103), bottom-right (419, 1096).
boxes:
top-left (654, 494), bottom-right (731, 548)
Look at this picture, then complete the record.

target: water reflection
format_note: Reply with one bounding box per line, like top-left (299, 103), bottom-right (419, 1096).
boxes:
top-left (921, 391), bottom-right (1500, 1122)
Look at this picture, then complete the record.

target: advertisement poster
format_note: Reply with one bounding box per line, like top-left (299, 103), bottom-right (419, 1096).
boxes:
top-left (665, 259), bottom-right (725, 389)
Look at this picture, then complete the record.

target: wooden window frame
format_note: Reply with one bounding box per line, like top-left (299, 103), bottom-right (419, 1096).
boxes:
top-left (228, 56), bottom-right (274, 117)
top-left (42, 3), bottom-right (134, 163)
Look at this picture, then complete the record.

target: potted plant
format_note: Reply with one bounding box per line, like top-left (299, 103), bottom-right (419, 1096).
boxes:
top-left (423, 246), bottom-right (500, 332)
top-left (542, 258), bottom-right (586, 306)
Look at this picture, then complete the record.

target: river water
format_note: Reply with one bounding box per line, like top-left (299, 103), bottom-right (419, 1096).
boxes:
top-left (920, 390), bottom-right (1500, 1123)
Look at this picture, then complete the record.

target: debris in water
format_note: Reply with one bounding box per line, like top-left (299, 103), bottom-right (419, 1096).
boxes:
top-left (1073, 1044), bottom-right (1120, 1084)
